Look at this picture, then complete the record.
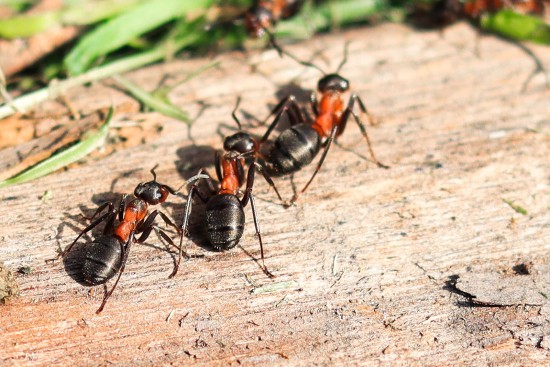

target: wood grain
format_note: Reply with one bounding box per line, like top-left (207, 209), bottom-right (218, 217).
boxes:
top-left (1, 23), bottom-right (549, 366)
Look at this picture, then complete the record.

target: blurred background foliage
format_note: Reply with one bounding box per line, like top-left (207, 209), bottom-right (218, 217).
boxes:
top-left (0, 0), bottom-right (548, 186)
top-left (1, 0), bottom-right (549, 86)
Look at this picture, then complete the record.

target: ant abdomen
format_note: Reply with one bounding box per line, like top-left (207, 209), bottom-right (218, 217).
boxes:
top-left (82, 236), bottom-right (123, 285)
top-left (268, 123), bottom-right (321, 176)
top-left (205, 194), bottom-right (245, 251)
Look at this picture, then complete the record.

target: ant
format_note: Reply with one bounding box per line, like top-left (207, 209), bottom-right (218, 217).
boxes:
top-left (244, 0), bottom-right (305, 38)
top-left (411, 0), bottom-right (546, 28)
top-left (240, 43), bottom-right (388, 204)
top-left (172, 106), bottom-right (276, 278)
top-left (59, 166), bottom-right (197, 313)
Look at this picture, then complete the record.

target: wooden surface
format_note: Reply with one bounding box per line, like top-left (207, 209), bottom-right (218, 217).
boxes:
top-left (1, 23), bottom-right (550, 366)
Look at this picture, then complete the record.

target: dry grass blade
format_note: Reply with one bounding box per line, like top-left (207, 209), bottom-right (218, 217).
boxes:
top-left (0, 107), bottom-right (112, 188)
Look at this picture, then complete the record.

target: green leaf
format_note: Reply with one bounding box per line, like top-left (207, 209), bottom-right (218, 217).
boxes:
top-left (480, 10), bottom-right (550, 45)
top-left (64, 0), bottom-right (213, 75)
top-left (0, 108), bottom-right (112, 188)
top-left (0, 11), bottom-right (60, 38)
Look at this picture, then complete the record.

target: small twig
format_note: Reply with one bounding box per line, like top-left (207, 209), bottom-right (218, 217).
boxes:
top-left (166, 309), bottom-right (175, 322)
top-left (0, 33), bottom-right (199, 120)
top-left (332, 253), bottom-right (339, 276)
top-left (330, 271), bottom-right (344, 288)
top-left (275, 294), bottom-right (289, 307)
top-left (178, 312), bottom-right (190, 327)
top-left (243, 273), bottom-right (257, 288)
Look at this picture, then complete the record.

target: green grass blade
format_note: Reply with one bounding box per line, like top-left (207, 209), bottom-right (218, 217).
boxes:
top-left (112, 75), bottom-right (190, 123)
top-left (0, 27), bottom-right (204, 120)
top-left (114, 60), bottom-right (219, 123)
top-left (0, 11), bottom-right (60, 38)
top-left (0, 108), bottom-right (112, 188)
top-left (64, 0), bottom-right (213, 75)
top-left (275, 0), bottom-right (386, 38)
top-left (480, 10), bottom-right (550, 45)
top-left (502, 199), bottom-right (528, 215)
top-left (61, 0), bottom-right (145, 26)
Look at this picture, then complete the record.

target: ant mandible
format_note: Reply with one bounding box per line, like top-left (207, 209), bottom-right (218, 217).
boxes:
top-left (172, 109), bottom-right (275, 278)
top-left (60, 166), bottom-right (193, 313)
top-left (256, 43), bottom-right (389, 204)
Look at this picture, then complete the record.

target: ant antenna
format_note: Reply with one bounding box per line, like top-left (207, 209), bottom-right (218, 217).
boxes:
top-left (150, 164), bottom-right (159, 181)
top-left (232, 96), bottom-right (242, 130)
top-left (174, 173), bottom-right (210, 192)
top-left (336, 41), bottom-right (350, 74)
top-left (267, 31), bottom-right (326, 75)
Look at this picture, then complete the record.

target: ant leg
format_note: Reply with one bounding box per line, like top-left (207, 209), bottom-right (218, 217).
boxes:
top-left (156, 229), bottom-right (180, 253)
top-left (254, 160), bottom-right (284, 203)
top-left (135, 210), bottom-right (161, 237)
top-left (61, 206), bottom-right (117, 257)
top-left (350, 94), bottom-right (376, 127)
top-left (240, 162), bottom-right (256, 207)
top-left (261, 95), bottom-right (304, 127)
top-left (170, 170), bottom-right (209, 278)
top-left (157, 211), bottom-right (181, 235)
top-left (103, 195), bottom-right (127, 235)
top-left (81, 201), bottom-right (114, 221)
top-left (342, 95), bottom-right (388, 169)
top-left (249, 193), bottom-right (274, 278)
top-left (96, 234), bottom-right (134, 314)
top-left (290, 125), bottom-right (338, 205)
top-left (240, 164), bottom-right (274, 278)
top-left (260, 97), bottom-right (304, 144)
top-left (133, 209), bottom-right (180, 238)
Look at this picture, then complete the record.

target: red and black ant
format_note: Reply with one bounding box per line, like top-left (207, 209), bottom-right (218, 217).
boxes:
top-left (226, 43), bottom-right (388, 205)
top-left (244, 0), bottom-right (305, 38)
top-left (411, 0), bottom-right (547, 27)
top-left (59, 166), bottom-right (198, 313)
top-left (172, 103), bottom-right (277, 278)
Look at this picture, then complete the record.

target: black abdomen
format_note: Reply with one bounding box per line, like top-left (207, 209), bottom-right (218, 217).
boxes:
top-left (268, 123), bottom-right (321, 176)
top-left (205, 194), bottom-right (245, 250)
top-left (82, 236), bottom-right (123, 285)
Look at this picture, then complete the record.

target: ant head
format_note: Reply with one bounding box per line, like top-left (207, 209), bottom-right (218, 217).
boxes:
top-left (224, 132), bottom-right (258, 155)
top-left (134, 181), bottom-right (169, 205)
top-left (318, 74), bottom-right (350, 93)
top-left (134, 165), bottom-right (169, 204)
top-left (244, 5), bottom-right (274, 38)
